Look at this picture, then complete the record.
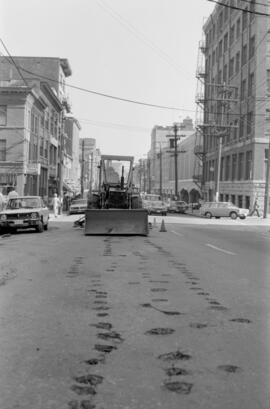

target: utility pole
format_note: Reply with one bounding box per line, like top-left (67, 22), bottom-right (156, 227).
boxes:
top-left (90, 152), bottom-right (94, 194)
top-left (166, 123), bottom-right (185, 200)
top-left (157, 145), bottom-right (163, 198)
top-left (263, 134), bottom-right (270, 218)
top-left (215, 84), bottom-right (226, 202)
top-left (80, 138), bottom-right (85, 196)
top-left (173, 124), bottom-right (179, 199)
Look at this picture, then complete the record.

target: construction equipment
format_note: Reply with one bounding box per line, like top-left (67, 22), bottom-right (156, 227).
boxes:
top-left (84, 155), bottom-right (148, 235)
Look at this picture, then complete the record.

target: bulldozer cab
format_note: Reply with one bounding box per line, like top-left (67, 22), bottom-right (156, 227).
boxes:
top-left (100, 155), bottom-right (133, 189)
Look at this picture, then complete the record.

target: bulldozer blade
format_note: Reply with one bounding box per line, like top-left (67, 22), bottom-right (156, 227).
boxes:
top-left (85, 209), bottom-right (149, 236)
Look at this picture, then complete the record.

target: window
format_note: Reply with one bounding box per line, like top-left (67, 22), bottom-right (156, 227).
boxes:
top-left (245, 196), bottom-right (250, 209)
top-left (247, 111), bottom-right (254, 135)
top-left (233, 119), bottom-right (239, 140)
top-left (238, 195), bottom-right (243, 208)
top-left (218, 69), bottom-right (222, 84)
top-left (212, 50), bottom-right (215, 66)
top-left (232, 154), bottom-right (237, 180)
top-left (224, 33), bottom-right (228, 52)
top-left (225, 155), bottom-right (231, 180)
top-left (0, 106), bottom-right (7, 126)
top-left (223, 64), bottom-right (228, 83)
top-left (250, 0), bottom-right (255, 21)
top-left (241, 79), bottom-right (247, 100)
top-left (231, 194), bottom-right (235, 204)
top-left (242, 44), bottom-right (247, 65)
top-left (224, 5), bottom-right (228, 21)
top-left (218, 11), bottom-right (223, 32)
top-left (245, 150), bottom-right (253, 179)
top-left (229, 57), bottom-right (234, 77)
top-left (248, 72), bottom-right (254, 96)
top-left (220, 157), bottom-right (224, 181)
top-left (219, 40), bottom-right (223, 58)
top-left (230, 25), bottom-right (235, 45)
top-left (249, 36), bottom-right (255, 59)
top-left (267, 70), bottom-right (270, 94)
top-left (236, 18), bottom-right (241, 38)
top-left (242, 8), bottom-right (248, 30)
top-left (235, 52), bottom-right (240, 73)
top-left (0, 139), bottom-right (6, 161)
top-left (239, 115), bottom-right (246, 139)
top-left (238, 152), bottom-right (244, 179)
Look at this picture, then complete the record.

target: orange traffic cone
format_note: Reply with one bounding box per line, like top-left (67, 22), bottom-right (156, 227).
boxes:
top-left (159, 219), bottom-right (167, 232)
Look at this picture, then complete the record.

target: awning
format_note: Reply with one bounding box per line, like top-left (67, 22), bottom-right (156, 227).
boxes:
top-left (63, 181), bottom-right (73, 192)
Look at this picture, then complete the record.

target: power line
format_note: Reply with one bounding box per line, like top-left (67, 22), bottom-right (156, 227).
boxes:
top-left (0, 39), bottom-right (28, 86)
top-left (95, 0), bottom-right (193, 81)
top-left (207, 0), bottom-right (270, 16)
top-left (240, 0), bottom-right (269, 7)
top-left (16, 65), bottom-right (189, 112)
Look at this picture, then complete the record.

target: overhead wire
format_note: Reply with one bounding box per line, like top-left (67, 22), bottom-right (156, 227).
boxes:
top-left (95, 0), bottom-right (193, 81)
top-left (207, 0), bottom-right (270, 16)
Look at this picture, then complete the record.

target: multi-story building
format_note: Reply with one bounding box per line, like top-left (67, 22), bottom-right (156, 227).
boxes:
top-left (0, 80), bottom-right (62, 199)
top-left (63, 116), bottom-right (81, 195)
top-left (79, 138), bottom-right (100, 193)
top-left (148, 118), bottom-right (201, 201)
top-left (200, 1), bottom-right (270, 209)
top-left (0, 56), bottom-right (75, 200)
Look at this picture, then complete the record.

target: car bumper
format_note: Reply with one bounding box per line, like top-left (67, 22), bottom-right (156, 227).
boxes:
top-left (69, 209), bottom-right (86, 214)
top-left (0, 219), bottom-right (41, 229)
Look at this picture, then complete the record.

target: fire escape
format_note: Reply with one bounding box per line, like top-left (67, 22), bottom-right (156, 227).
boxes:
top-left (194, 37), bottom-right (207, 196)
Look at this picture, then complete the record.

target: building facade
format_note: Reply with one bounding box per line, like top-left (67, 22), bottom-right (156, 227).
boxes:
top-left (200, 1), bottom-right (270, 209)
top-left (0, 56), bottom-right (81, 202)
top-left (0, 80), bottom-right (62, 200)
top-left (80, 138), bottom-right (100, 193)
top-left (147, 118), bottom-right (201, 201)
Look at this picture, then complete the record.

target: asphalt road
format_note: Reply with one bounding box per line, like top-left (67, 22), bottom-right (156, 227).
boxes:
top-left (0, 216), bottom-right (269, 409)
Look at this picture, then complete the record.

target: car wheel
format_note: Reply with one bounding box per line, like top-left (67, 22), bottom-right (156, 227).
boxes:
top-left (36, 221), bottom-right (44, 232)
top-left (205, 212), bottom-right (212, 219)
top-left (239, 215), bottom-right (246, 219)
top-left (230, 212), bottom-right (237, 220)
top-left (215, 216), bottom-right (220, 219)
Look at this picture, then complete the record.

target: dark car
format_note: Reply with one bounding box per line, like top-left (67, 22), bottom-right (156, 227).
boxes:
top-left (168, 201), bottom-right (188, 214)
top-left (69, 199), bottom-right (87, 215)
top-left (0, 196), bottom-right (49, 233)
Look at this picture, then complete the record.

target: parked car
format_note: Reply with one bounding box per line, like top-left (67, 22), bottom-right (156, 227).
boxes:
top-left (69, 199), bottom-right (87, 215)
top-left (188, 202), bottom-right (201, 210)
top-left (167, 201), bottom-right (188, 214)
top-left (146, 200), bottom-right (167, 216)
top-left (200, 201), bottom-right (249, 219)
top-left (0, 196), bottom-right (49, 233)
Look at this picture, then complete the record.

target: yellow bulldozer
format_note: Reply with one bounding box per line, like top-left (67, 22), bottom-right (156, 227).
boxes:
top-left (84, 155), bottom-right (148, 235)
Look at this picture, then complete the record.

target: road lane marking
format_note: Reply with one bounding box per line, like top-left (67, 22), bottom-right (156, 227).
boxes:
top-left (171, 230), bottom-right (184, 237)
top-left (205, 243), bottom-right (236, 255)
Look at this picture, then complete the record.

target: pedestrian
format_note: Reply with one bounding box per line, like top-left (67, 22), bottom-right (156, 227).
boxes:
top-left (52, 193), bottom-right (60, 218)
top-left (7, 187), bottom-right (18, 200)
top-left (249, 196), bottom-right (260, 217)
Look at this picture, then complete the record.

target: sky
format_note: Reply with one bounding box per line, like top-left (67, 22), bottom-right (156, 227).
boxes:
top-left (0, 0), bottom-right (214, 160)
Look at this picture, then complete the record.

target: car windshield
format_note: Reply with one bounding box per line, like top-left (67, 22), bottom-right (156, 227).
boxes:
top-left (103, 159), bottom-right (132, 185)
top-left (72, 200), bottom-right (87, 205)
top-left (7, 198), bottom-right (40, 209)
